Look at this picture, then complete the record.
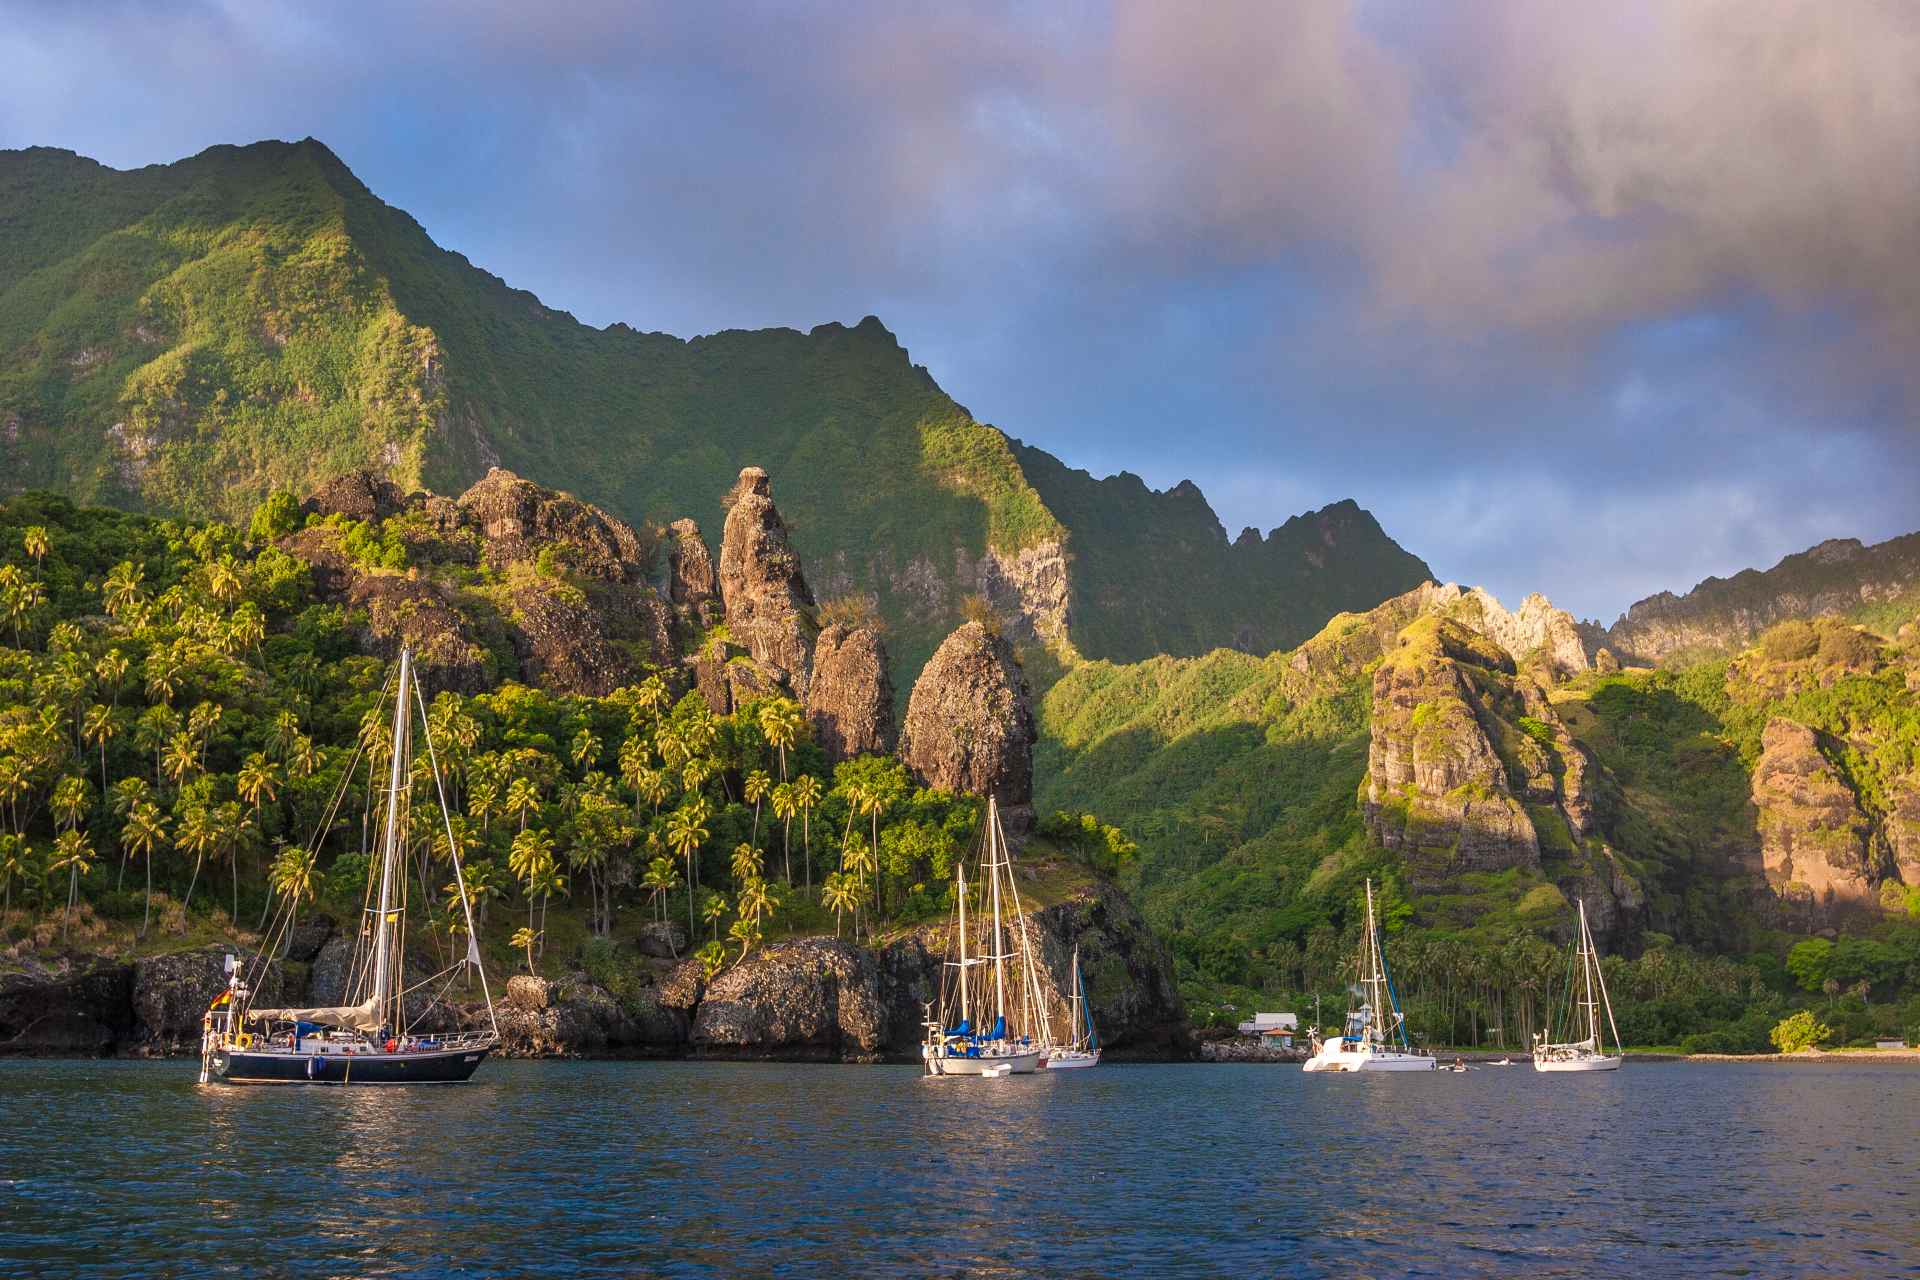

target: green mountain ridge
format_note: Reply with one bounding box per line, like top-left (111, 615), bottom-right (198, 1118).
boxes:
top-left (0, 137), bottom-right (1431, 688)
top-left (1600, 532), bottom-right (1920, 666)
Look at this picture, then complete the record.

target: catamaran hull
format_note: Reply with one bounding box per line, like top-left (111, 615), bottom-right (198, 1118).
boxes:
top-left (211, 1045), bottom-right (493, 1085)
top-left (1045, 1051), bottom-right (1099, 1070)
top-left (1303, 1049), bottom-right (1436, 1072)
top-left (925, 1049), bottom-right (1044, 1076)
top-left (1533, 1055), bottom-right (1622, 1073)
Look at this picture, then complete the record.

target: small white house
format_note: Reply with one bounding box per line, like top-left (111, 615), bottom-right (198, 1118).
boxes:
top-left (1236, 1012), bottom-right (1298, 1039)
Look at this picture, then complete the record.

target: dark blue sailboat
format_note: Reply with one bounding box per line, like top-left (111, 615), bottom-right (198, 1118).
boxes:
top-left (199, 647), bottom-right (500, 1085)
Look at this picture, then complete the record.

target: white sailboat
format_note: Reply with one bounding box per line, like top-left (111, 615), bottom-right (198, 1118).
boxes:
top-left (1303, 879), bottom-right (1435, 1073)
top-left (923, 797), bottom-right (1051, 1076)
top-left (1045, 945), bottom-right (1100, 1070)
top-left (1533, 898), bottom-right (1622, 1072)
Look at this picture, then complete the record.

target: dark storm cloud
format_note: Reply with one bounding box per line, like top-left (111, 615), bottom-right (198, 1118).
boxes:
top-left (3, 0), bottom-right (1916, 621)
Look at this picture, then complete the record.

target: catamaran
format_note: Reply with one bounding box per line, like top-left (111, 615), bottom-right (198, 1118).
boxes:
top-left (1303, 879), bottom-right (1435, 1073)
top-left (1045, 944), bottom-right (1100, 1070)
top-left (1533, 898), bottom-right (1622, 1072)
top-left (199, 646), bottom-right (500, 1085)
top-left (923, 797), bottom-right (1052, 1076)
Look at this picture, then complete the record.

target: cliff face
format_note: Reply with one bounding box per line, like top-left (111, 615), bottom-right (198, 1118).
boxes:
top-left (1603, 533), bottom-right (1920, 664)
top-left (1751, 719), bottom-right (1879, 913)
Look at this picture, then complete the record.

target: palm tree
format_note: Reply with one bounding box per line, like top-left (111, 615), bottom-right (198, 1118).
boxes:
top-left (642, 856), bottom-right (681, 925)
top-left (236, 753), bottom-right (280, 826)
top-left (570, 728), bottom-right (602, 775)
top-left (823, 872), bottom-right (859, 940)
top-left (109, 776), bottom-right (151, 889)
top-left (49, 830), bottom-right (94, 939)
top-left (101, 561), bottom-right (146, 619)
top-left (665, 802), bottom-right (710, 934)
top-left (768, 782), bottom-right (798, 885)
top-left (510, 926), bottom-right (540, 974)
top-left (174, 805), bottom-right (216, 913)
top-left (214, 801), bottom-right (253, 924)
top-left (727, 914), bottom-right (760, 963)
top-left (161, 732), bottom-right (200, 794)
top-left (526, 862), bottom-right (567, 953)
top-left (121, 800), bottom-right (168, 937)
top-left (633, 674), bottom-right (669, 724)
top-left (841, 835), bottom-right (877, 940)
top-left (744, 769), bottom-right (771, 847)
top-left (730, 841), bottom-right (763, 888)
top-left (269, 844), bottom-right (318, 936)
top-left (758, 699), bottom-right (803, 782)
top-left (94, 650), bottom-right (130, 708)
top-left (82, 704), bottom-right (117, 799)
top-left (504, 777), bottom-right (542, 832)
top-left (701, 889), bottom-right (728, 941)
top-left (793, 774), bottom-right (822, 892)
top-left (635, 767), bottom-right (670, 817)
top-left (50, 774), bottom-right (90, 834)
top-left (0, 834), bottom-right (26, 916)
top-left (508, 828), bottom-right (556, 933)
top-left (22, 525), bottom-right (49, 565)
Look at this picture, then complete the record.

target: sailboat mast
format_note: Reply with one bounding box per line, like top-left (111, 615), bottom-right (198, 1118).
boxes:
top-left (988, 799), bottom-right (1006, 1029)
top-left (370, 648), bottom-right (412, 1031)
top-left (1579, 899), bottom-right (1599, 1047)
top-left (956, 862), bottom-right (970, 1029)
top-left (1068, 947), bottom-right (1081, 1049)
top-left (1365, 880), bottom-right (1383, 1044)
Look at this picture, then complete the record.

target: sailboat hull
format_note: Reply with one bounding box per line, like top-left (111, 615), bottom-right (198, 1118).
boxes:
top-left (925, 1048), bottom-right (1043, 1076)
top-left (211, 1044), bottom-right (493, 1085)
top-left (1302, 1045), bottom-right (1435, 1072)
top-left (1044, 1050), bottom-right (1099, 1070)
top-left (1532, 1054), bottom-right (1622, 1073)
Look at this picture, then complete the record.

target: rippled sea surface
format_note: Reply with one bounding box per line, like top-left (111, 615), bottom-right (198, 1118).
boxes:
top-left (3, 1059), bottom-right (1917, 1278)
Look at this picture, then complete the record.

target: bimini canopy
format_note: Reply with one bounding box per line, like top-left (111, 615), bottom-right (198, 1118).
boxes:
top-left (246, 997), bottom-right (382, 1032)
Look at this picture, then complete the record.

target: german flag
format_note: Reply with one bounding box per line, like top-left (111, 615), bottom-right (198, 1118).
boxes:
top-left (208, 991), bottom-right (231, 1011)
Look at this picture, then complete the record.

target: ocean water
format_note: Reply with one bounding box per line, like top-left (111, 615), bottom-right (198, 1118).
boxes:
top-left (1, 1059), bottom-right (1915, 1278)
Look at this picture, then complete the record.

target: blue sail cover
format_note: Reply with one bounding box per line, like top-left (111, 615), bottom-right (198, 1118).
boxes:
top-left (1079, 970), bottom-right (1098, 1050)
top-left (945, 1018), bottom-right (972, 1038)
top-left (988, 1015), bottom-right (1006, 1041)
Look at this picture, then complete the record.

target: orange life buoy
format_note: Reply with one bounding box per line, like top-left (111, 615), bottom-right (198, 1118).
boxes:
top-left (385, 1038), bottom-right (398, 1053)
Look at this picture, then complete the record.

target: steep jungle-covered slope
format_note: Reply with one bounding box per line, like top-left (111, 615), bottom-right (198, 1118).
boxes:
top-left (0, 138), bottom-right (1430, 684)
top-left (1038, 577), bottom-right (1920, 1036)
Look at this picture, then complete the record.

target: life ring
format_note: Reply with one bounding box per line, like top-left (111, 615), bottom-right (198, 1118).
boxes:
top-left (232, 1032), bottom-right (253, 1050)
top-left (385, 1038), bottom-right (398, 1054)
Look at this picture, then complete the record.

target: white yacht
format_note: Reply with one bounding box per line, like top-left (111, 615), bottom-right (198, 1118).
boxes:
top-left (1303, 880), bottom-right (1435, 1073)
top-left (1533, 898), bottom-right (1623, 1072)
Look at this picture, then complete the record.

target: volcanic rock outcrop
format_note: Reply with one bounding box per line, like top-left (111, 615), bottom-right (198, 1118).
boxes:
top-left (806, 624), bottom-right (895, 760)
top-left (282, 467), bottom-right (676, 697)
top-left (1751, 719), bottom-right (1879, 914)
top-left (899, 621), bottom-right (1036, 822)
top-left (666, 518), bottom-right (720, 626)
top-left (1363, 617), bottom-right (1542, 879)
top-left (717, 467), bottom-right (818, 694)
top-left (456, 466), bottom-right (652, 580)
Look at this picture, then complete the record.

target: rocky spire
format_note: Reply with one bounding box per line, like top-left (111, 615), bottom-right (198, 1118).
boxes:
top-left (718, 467), bottom-right (819, 694)
top-left (899, 621), bottom-right (1036, 828)
top-left (666, 518), bottom-right (719, 627)
top-left (807, 625), bottom-right (895, 760)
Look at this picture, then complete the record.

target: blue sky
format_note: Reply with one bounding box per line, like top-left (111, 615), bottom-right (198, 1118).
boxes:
top-left (4, 0), bottom-right (1916, 622)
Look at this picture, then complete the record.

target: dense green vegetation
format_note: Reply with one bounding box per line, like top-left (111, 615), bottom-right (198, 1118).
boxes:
top-left (0, 492), bottom-right (1115, 991)
top-left (1039, 602), bottom-right (1920, 1051)
top-left (0, 139), bottom-right (1426, 686)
